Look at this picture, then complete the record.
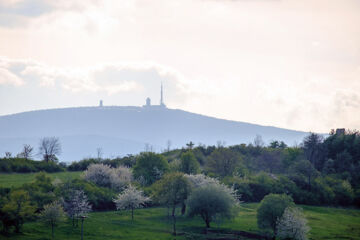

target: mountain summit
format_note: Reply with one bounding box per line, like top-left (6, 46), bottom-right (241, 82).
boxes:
top-left (0, 106), bottom-right (308, 161)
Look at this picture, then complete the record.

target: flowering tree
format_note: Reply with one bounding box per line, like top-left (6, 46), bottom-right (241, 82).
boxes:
top-left (110, 166), bottom-right (133, 191)
top-left (84, 164), bottom-right (132, 190)
top-left (276, 207), bottom-right (310, 240)
top-left (40, 201), bottom-right (66, 240)
top-left (185, 174), bottom-right (220, 188)
top-left (63, 190), bottom-right (92, 227)
top-left (84, 163), bottom-right (113, 187)
top-left (113, 185), bottom-right (150, 221)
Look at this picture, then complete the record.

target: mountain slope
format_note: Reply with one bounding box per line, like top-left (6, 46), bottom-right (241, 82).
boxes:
top-left (0, 106), bottom-right (309, 161)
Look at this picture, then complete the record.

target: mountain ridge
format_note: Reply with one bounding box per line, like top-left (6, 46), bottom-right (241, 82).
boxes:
top-left (0, 106), bottom-right (309, 161)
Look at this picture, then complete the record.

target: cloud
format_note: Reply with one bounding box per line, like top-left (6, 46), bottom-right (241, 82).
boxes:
top-left (0, 66), bottom-right (24, 86)
top-left (0, 0), bottom-right (92, 27)
top-left (0, 57), bottom-right (188, 101)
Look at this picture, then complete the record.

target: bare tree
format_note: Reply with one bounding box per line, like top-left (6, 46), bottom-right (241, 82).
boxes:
top-left (166, 140), bottom-right (172, 152)
top-left (5, 152), bottom-right (12, 158)
top-left (254, 134), bottom-right (265, 147)
top-left (96, 147), bottom-right (103, 160)
top-left (19, 144), bottom-right (33, 160)
top-left (39, 137), bottom-right (61, 163)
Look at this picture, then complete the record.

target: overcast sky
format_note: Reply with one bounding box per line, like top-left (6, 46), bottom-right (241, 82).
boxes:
top-left (0, 0), bottom-right (359, 133)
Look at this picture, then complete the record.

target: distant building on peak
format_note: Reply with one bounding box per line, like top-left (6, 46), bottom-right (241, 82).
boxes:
top-left (336, 128), bottom-right (345, 135)
top-left (143, 83), bottom-right (167, 109)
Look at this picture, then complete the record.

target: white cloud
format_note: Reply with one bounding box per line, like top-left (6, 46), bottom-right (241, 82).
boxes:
top-left (1, 57), bottom-right (189, 98)
top-left (0, 67), bottom-right (24, 86)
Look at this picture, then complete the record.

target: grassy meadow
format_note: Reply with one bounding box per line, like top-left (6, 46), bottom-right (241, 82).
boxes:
top-left (0, 203), bottom-right (359, 240)
top-left (1, 172), bottom-right (360, 239)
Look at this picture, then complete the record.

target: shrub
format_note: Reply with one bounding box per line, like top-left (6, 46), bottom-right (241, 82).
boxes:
top-left (257, 193), bottom-right (295, 237)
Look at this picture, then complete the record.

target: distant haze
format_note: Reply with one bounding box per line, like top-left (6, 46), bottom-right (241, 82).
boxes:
top-left (0, 106), bottom-right (309, 161)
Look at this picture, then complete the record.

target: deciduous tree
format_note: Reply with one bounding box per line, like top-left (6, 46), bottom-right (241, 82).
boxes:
top-left (40, 201), bottom-right (66, 239)
top-left (186, 183), bottom-right (238, 231)
top-left (276, 207), bottom-right (310, 240)
top-left (257, 194), bottom-right (294, 237)
top-left (113, 185), bottom-right (150, 221)
top-left (39, 137), bottom-right (61, 163)
top-left (153, 172), bottom-right (191, 235)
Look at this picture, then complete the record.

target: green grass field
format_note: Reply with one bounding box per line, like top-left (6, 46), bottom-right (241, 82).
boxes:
top-left (0, 171), bottom-right (82, 188)
top-left (1, 204), bottom-right (359, 240)
top-left (1, 172), bottom-right (360, 239)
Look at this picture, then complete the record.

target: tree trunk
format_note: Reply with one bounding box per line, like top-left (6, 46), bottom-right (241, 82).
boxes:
top-left (172, 206), bottom-right (176, 236)
top-left (81, 218), bottom-right (84, 240)
top-left (51, 223), bottom-right (54, 240)
top-left (131, 207), bottom-right (134, 222)
top-left (205, 218), bottom-right (210, 228)
top-left (181, 202), bottom-right (186, 215)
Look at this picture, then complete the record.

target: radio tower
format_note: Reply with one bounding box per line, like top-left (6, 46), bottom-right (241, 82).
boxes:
top-left (160, 82), bottom-right (166, 107)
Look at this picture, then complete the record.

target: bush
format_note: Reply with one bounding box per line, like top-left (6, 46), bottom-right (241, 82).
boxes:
top-left (0, 158), bottom-right (65, 173)
top-left (257, 193), bottom-right (295, 237)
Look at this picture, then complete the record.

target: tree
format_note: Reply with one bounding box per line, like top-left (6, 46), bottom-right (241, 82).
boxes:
top-left (113, 185), bottom-right (150, 221)
top-left (63, 190), bottom-right (92, 227)
top-left (258, 149), bottom-right (282, 173)
top-left (257, 193), bottom-right (295, 237)
top-left (289, 160), bottom-right (318, 190)
top-left (186, 183), bottom-right (238, 231)
top-left (5, 152), bottom-right (12, 158)
top-left (39, 137), bottom-right (61, 162)
top-left (83, 163), bottom-right (112, 188)
top-left (206, 148), bottom-right (241, 177)
top-left (276, 207), bottom-right (310, 240)
top-left (166, 140), bottom-right (172, 152)
top-left (302, 133), bottom-right (324, 170)
top-left (96, 147), bottom-right (103, 160)
top-left (1, 190), bottom-right (36, 233)
top-left (84, 164), bottom-right (132, 190)
top-left (185, 174), bottom-right (219, 189)
top-left (186, 141), bottom-right (195, 150)
top-left (40, 201), bottom-right (66, 239)
top-left (110, 166), bottom-right (133, 191)
top-left (153, 173), bottom-right (191, 235)
top-left (179, 151), bottom-right (199, 174)
top-left (19, 144), bottom-right (33, 160)
top-left (133, 152), bottom-right (169, 186)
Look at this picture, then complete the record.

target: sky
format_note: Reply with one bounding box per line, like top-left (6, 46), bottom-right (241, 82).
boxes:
top-left (0, 0), bottom-right (359, 133)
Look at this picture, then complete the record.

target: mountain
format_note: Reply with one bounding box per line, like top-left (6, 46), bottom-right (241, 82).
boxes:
top-left (0, 106), bottom-right (309, 162)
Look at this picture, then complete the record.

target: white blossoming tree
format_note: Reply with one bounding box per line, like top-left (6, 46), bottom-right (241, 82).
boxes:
top-left (63, 190), bottom-right (92, 227)
top-left (84, 163), bottom-right (132, 190)
top-left (110, 166), bottom-right (133, 191)
top-left (113, 185), bottom-right (150, 221)
top-left (276, 207), bottom-right (310, 240)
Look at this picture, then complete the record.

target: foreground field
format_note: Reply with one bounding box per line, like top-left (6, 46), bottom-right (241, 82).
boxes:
top-left (2, 204), bottom-right (360, 240)
top-left (0, 171), bottom-right (82, 187)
